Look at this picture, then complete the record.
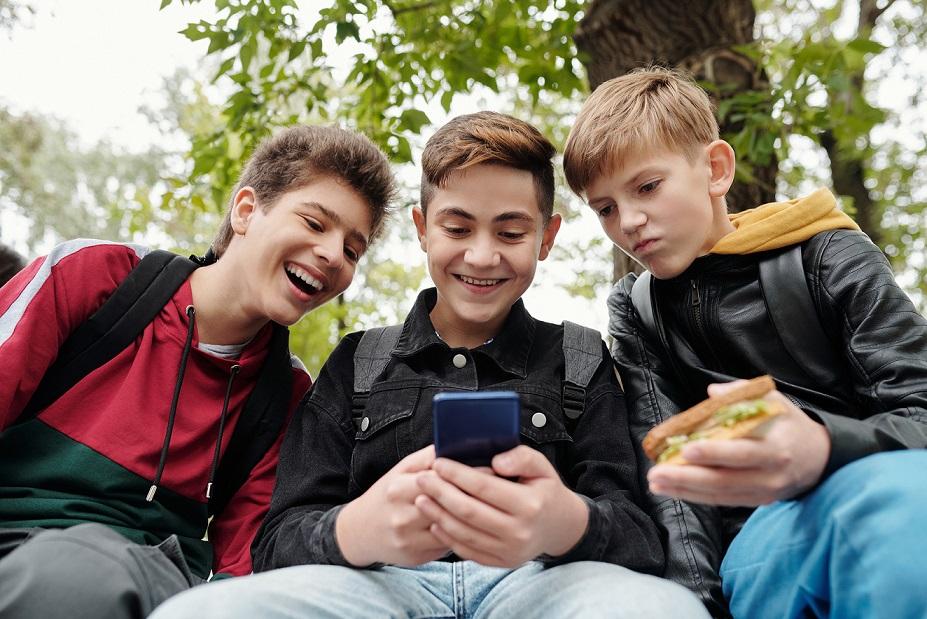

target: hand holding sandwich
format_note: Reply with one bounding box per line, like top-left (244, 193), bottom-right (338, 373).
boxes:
top-left (646, 376), bottom-right (831, 507)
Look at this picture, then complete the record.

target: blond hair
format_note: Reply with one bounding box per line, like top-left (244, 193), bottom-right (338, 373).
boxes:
top-left (563, 66), bottom-right (719, 197)
top-left (420, 111), bottom-right (556, 222)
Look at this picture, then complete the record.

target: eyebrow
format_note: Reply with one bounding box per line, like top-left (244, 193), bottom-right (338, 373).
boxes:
top-left (302, 202), bottom-right (369, 250)
top-left (433, 206), bottom-right (536, 224)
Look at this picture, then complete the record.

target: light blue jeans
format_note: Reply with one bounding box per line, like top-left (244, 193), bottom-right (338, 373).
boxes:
top-left (721, 450), bottom-right (927, 619)
top-left (152, 559), bottom-right (708, 618)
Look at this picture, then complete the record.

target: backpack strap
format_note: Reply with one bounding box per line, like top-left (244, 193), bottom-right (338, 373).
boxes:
top-left (21, 250), bottom-right (199, 420)
top-left (759, 245), bottom-right (841, 390)
top-left (561, 321), bottom-right (604, 422)
top-left (351, 325), bottom-right (403, 429)
top-left (208, 323), bottom-right (292, 516)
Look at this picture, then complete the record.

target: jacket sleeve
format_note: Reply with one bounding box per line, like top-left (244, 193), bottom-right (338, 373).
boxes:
top-left (251, 333), bottom-right (361, 571)
top-left (608, 275), bottom-right (730, 618)
top-left (808, 230), bottom-right (927, 475)
top-left (208, 376), bottom-right (308, 578)
top-left (0, 241), bottom-right (136, 429)
top-left (541, 339), bottom-right (665, 575)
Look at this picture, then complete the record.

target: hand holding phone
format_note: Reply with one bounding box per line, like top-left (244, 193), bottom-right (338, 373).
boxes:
top-left (432, 391), bottom-right (520, 467)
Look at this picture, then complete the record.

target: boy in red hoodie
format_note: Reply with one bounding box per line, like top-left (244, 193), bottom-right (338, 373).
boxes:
top-left (0, 125), bottom-right (395, 618)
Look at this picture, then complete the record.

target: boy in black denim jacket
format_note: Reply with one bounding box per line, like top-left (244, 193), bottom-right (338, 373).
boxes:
top-left (153, 112), bottom-right (707, 618)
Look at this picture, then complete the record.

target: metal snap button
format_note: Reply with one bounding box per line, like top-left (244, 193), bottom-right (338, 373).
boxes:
top-left (360, 417), bottom-right (370, 432)
top-left (452, 353), bottom-right (467, 368)
top-left (531, 412), bottom-right (547, 428)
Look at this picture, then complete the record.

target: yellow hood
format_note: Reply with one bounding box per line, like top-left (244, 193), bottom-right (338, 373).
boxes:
top-left (710, 188), bottom-right (860, 255)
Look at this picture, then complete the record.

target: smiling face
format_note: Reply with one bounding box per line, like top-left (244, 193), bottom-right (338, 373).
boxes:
top-left (584, 142), bottom-right (736, 280)
top-left (413, 164), bottom-right (560, 348)
top-left (226, 175), bottom-right (373, 327)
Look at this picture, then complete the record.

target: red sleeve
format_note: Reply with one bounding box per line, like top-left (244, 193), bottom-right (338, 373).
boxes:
top-left (207, 370), bottom-right (310, 577)
top-left (0, 241), bottom-right (143, 429)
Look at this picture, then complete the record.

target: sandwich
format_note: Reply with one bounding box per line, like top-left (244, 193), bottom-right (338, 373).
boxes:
top-left (643, 375), bottom-right (785, 465)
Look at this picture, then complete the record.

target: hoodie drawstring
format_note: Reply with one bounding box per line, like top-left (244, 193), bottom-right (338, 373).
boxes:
top-left (206, 364), bottom-right (240, 499)
top-left (147, 305), bottom-right (197, 502)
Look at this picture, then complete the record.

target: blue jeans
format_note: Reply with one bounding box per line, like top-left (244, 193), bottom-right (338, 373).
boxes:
top-left (721, 450), bottom-right (927, 619)
top-left (152, 560), bottom-right (708, 618)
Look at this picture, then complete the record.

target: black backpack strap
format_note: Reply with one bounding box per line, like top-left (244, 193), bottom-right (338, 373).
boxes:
top-left (561, 320), bottom-right (604, 422)
top-left (209, 323), bottom-right (293, 516)
top-left (351, 325), bottom-right (403, 429)
top-left (759, 245), bottom-right (841, 390)
top-left (21, 250), bottom-right (198, 420)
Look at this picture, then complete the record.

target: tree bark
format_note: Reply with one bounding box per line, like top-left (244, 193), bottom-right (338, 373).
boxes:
top-left (574, 0), bottom-right (777, 281)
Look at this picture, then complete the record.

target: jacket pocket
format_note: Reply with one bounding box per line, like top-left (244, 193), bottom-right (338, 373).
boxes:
top-left (517, 391), bottom-right (572, 454)
top-left (350, 384), bottom-right (421, 490)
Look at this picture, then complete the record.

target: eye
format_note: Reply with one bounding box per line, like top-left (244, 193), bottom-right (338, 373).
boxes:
top-left (443, 225), bottom-right (468, 236)
top-left (597, 204), bottom-right (614, 219)
top-left (344, 246), bottom-right (360, 263)
top-left (499, 231), bottom-right (526, 241)
top-left (303, 216), bottom-right (324, 232)
top-left (640, 179), bottom-right (661, 194)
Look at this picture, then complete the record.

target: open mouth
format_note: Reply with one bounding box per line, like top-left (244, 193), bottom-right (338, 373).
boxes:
top-left (285, 263), bottom-right (324, 296)
top-left (454, 274), bottom-right (505, 288)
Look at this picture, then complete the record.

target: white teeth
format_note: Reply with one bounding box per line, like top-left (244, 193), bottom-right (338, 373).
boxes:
top-left (285, 264), bottom-right (324, 291)
top-left (459, 275), bottom-right (501, 286)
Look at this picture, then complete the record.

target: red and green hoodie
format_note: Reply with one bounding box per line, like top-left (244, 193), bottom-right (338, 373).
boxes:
top-left (0, 240), bottom-right (311, 579)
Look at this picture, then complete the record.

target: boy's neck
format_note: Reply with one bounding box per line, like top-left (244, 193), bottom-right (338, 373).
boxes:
top-left (188, 264), bottom-right (266, 346)
top-left (429, 305), bottom-right (506, 350)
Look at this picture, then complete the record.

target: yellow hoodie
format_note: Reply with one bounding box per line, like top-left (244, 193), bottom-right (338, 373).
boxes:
top-left (710, 188), bottom-right (860, 255)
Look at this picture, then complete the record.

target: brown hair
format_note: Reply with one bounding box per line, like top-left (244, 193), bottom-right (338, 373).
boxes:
top-left (563, 66), bottom-right (719, 197)
top-left (212, 125), bottom-right (396, 257)
top-left (420, 111), bottom-right (556, 221)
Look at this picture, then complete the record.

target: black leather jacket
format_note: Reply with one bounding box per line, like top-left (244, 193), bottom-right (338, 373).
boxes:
top-left (609, 229), bottom-right (927, 617)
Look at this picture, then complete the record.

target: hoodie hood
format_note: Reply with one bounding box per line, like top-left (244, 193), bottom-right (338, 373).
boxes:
top-left (710, 188), bottom-right (860, 255)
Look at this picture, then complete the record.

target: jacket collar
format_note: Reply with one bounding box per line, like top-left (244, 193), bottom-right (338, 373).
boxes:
top-left (393, 288), bottom-right (535, 379)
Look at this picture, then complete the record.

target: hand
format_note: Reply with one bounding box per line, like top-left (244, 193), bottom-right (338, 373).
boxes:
top-left (414, 445), bottom-right (589, 567)
top-left (336, 445), bottom-right (449, 567)
top-left (647, 380), bottom-right (831, 506)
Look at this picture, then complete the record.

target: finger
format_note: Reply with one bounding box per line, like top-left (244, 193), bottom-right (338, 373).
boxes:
top-left (416, 471), bottom-right (512, 534)
top-left (429, 524), bottom-right (509, 567)
top-left (393, 445), bottom-right (437, 473)
top-left (705, 379), bottom-right (750, 398)
top-left (431, 459), bottom-right (527, 514)
top-left (414, 495), bottom-right (508, 556)
top-left (490, 445), bottom-right (557, 480)
top-left (383, 472), bottom-right (432, 505)
top-left (647, 465), bottom-right (777, 506)
top-left (679, 438), bottom-right (782, 469)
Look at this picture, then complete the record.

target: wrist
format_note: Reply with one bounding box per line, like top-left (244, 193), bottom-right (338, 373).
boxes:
top-left (335, 498), bottom-right (374, 567)
top-left (544, 491), bottom-right (589, 557)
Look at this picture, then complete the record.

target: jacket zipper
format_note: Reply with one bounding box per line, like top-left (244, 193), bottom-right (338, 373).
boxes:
top-left (691, 279), bottom-right (702, 331)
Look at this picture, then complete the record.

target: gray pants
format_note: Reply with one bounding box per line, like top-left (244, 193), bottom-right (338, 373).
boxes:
top-left (0, 523), bottom-right (200, 619)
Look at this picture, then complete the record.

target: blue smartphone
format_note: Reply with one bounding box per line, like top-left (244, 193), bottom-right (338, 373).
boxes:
top-left (432, 391), bottom-right (520, 467)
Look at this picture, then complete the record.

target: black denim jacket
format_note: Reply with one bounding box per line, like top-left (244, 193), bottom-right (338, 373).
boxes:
top-left (253, 288), bottom-right (664, 575)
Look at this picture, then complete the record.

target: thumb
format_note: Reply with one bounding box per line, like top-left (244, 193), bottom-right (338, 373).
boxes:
top-left (492, 445), bottom-right (556, 479)
top-left (706, 379), bottom-right (750, 399)
top-left (394, 444), bottom-right (436, 473)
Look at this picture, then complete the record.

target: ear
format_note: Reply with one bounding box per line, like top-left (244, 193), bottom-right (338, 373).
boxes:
top-left (705, 140), bottom-right (736, 199)
top-left (412, 207), bottom-right (428, 252)
top-left (537, 213), bottom-right (562, 261)
top-left (230, 186), bottom-right (258, 235)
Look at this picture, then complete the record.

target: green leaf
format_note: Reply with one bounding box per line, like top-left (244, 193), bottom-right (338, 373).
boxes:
top-left (335, 21), bottom-right (361, 44)
top-left (214, 56), bottom-right (236, 82)
top-left (846, 38), bottom-right (886, 55)
top-left (399, 109), bottom-right (430, 132)
top-left (159, 0), bottom-right (172, 10)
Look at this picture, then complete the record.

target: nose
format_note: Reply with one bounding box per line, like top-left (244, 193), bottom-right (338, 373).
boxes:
top-left (313, 233), bottom-right (344, 270)
top-left (463, 235), bottom-right (501, 268)
top-left (619, 203), bottom-right (647, 236)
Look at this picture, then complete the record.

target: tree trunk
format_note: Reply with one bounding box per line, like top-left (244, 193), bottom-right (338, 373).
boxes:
top-left (816, 0), bottom-right (893, 248)
top-left (574, 0), bottom-right (777, 281)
